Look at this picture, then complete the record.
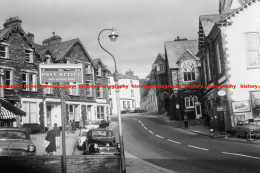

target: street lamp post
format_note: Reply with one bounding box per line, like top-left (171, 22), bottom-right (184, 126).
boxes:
top-left (98, 28), bottom-right (126, 173)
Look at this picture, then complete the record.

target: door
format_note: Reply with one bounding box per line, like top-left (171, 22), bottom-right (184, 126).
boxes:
top-left (195, 103), bottom-right (202, 119)
top-left (47, 106), bottom-right (52, 130)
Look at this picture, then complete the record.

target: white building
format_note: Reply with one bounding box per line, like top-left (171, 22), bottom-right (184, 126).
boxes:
top-left (108, 69), bottom-right (141, 115)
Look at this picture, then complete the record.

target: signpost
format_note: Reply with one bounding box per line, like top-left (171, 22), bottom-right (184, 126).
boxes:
top-left (39, 64), bottom-right (83, 173)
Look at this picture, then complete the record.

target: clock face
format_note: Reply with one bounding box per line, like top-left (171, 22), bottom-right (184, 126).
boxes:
top-left (182, 60), bottom-right (195, 72)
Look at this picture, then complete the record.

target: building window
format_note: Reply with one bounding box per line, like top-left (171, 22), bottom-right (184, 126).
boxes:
top-left (107, 78), bottom-right (110, 84)
top-left (0, 43), bottom-right (9, 59)
top-left (131, 89), bottom-right (134, 97)
top-left (44, 82), bottom-right (53, 94)
top-left (123, 101), bottom-right (126, 108)
top-left (184, 96), bottom-right (198, 108)
top-left (5, 70), bottom-right (13, 87)
top-left (97, 106), bottom-right (105, 119)
top-left (245, 32), bottom-right (260, 68)
top-left (44, 55), bottom-right (51, 64)
top-left (127, 101), bottom-right (130, 109)
top-left (132, 100), bottom-right (135, 108)
top-left (159, 63), bottom-right (164, 71)
top-left (22, 102), bottom-right (38, 123)
top-left (96, 84), bottom-right (103, 98)
top-left (70, 82), bottom-right (79, 95)
top-left (96, 67), bottom-right (102, 77)
top-left (69, 104), bottom-right (80, 121)
top-left (25, 49), bottom-right (33, 63)
top-left (206, 50), bottom-right (211, 81)
top-left (182, 61), bottom-right (195, 82)
top-left (86, 81), bottom-right (92, 97)
top-left (215, 41), bottom-right (222, 74)
top-left (202, 59), bottom-right (207, 85)
top-left (22, 72), bottom-right (37, 91)
top-left (108, 88), bottom-right (111, 95)
top-left (184, 72), bottom-right (195, 81)
top-left (85, 64), bottom-right (91, 74)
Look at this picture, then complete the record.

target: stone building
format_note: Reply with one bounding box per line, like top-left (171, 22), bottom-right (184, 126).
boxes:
top-left (164, 37), bottom-right (202, 120)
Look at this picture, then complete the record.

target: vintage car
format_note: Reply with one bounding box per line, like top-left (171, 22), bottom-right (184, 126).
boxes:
top-left (82, 128), bottom-right (120, 155)
top-left (0, 127), bottom-right (36, 156)
top-left (235, 121), bottom-right (260, 138)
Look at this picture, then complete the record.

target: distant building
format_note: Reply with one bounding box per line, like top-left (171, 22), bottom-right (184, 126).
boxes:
top-left (140, 88), bottom-right (157, 113)
top-left (108, 69), bottom-right (141, 115)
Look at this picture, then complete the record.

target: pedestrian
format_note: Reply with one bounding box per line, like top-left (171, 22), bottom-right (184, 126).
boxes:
top-left (71, 120), bottom-right (76, 133)
top-left (53, 123), bottom-right (61, 148)
top-left (79, 120), bottom-right (83, 129)
top-left (68, 120), bottom-right (72, 133)
top-left (184, 114), bottom-right (189, 130)
top-left (204, 112), bottom-right (208, 126)
top-left (45, 126), bottom-right (56, 155)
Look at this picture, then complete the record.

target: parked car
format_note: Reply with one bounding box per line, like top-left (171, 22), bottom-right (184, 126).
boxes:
top-left (0, 127), bottom-right (36, 156)
top-left (253, 118), bottom-right (260, 125)
top-left (121, 110), bottom-right (129, 114)
top-left (22, 123), bottom-right (41, 134)
top-left (76, 129), bottom-right (90, 150)
top-left (235, 121), bottom-right (260, 138)
top-left (99, 120), bottom-right (110, 128)
top-left (82, 128), bottom-right (120, 155)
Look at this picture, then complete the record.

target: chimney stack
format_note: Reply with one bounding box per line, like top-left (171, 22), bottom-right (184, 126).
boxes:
top-left (3, 17), bottom-right (22, 28)
top-left (27, 32), bottom-right (34, 43)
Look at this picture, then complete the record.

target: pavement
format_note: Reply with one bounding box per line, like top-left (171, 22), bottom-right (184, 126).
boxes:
top-left (153, 112), bottom-right (260, 144)
top-left (31, 121), bottom-right (174, 173)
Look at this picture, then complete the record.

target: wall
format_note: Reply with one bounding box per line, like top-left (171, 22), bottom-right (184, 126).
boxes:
top-left (224, 1), bottom-right (260, 120)
top-left (0, 155), bottom-right (120, 173)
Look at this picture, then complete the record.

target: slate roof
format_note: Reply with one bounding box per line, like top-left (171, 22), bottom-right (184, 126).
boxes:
top-left (199, 13), bottom-right (231, 37)
top-left (165, 40), bottom-right (198, 69)
top-left (45, 38), bottom-right (79, 61)
top-left (93, 58), bottom-right (108, 70)
top-left (0, 26), bottom-right (15, 40)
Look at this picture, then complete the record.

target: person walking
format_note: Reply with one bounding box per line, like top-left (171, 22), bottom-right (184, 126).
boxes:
top-left (184, 114), bottom-right (189, 130)
top-left (79, 120), bottom-right (83, 130)
top-left (53, 123), bottom-right (61, 148)
top-left (45, 126), bottom-right (57, 155)
top-left (71, 120), bottom-right (76, 133)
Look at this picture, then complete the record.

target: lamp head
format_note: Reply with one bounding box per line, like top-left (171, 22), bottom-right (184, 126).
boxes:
top-left (108, 28), bottom-right (118, 42)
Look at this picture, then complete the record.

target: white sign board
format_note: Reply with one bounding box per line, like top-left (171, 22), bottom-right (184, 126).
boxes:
top-left (232, 101), bottom-right (251, 113)
top-left (39, 64), bottom-right (83, 84)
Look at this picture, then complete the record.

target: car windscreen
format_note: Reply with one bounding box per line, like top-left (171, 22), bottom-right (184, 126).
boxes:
top-left (0, 130), bottom-right (28, 139)
top-left (92, 131), bottom-right (112, 139)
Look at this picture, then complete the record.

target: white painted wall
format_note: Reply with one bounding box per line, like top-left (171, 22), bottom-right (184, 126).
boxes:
top-left (224, 2), bottom-right (260, 120)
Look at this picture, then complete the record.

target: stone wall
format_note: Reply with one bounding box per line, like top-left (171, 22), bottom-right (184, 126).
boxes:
top-left (0, 155), bottom-right (120, 173)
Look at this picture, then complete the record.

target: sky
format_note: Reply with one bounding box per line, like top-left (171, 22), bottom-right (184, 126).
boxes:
top-left (0, 0), bottom-right (219, 79)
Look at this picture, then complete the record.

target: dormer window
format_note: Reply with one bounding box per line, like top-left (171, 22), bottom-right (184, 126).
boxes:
top-left (96, 67), bottom-right (102, 77)
top-left (25, 49), bottom-right (33, 63)
top-left (44, 55), bottom-right (51, 64)
top-left (0, 43), bottom-right (9, 59)
top-left (85, 63), bottom-right (91, 74)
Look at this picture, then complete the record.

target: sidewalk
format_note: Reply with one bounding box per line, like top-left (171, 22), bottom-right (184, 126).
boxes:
top-left (31, 130), bottom-right (78, 155)
top-left (154, 112), bottom-right (260, 144)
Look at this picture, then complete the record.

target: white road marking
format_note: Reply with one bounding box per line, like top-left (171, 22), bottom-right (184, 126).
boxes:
top-left (141, 124), bottom-right (144, 126)
top-left (222, 152), bottom-right (260, 160)
top-left (167, 139), bottom-right (181, 144)
top-left (144, 127), bottom-right (147, 130)
top-left (148, 130), bottom-right (154, 134)
top-left (156, 135), bottom-right (164, 139)
top-left (187, 145), bottom-right (209, 151)
top-left (138, 120), bottom-right (141, 123)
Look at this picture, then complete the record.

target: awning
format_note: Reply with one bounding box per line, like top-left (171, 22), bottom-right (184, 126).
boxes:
top-left (0, 106), bottom-right (16, 119)
top-left (0, 99), bottom-right (26, 116)
top-left (251, 91), bottom-right (260, 109)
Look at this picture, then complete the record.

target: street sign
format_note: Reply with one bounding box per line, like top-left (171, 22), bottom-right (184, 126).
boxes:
top-left (39, 64), bottom-right (83, 84)
top-left (218, 90), bottom-right (226, 96)
top-left (217, 106), bottom-right (224, 111)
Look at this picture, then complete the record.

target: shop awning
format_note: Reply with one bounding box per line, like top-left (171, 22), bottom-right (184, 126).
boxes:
top-left (0, 106), bottom-right (16, 119)
top-left (0, 98), bottom-right (26, 116)
top-left (251, 91), bottom-right (260, 109)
